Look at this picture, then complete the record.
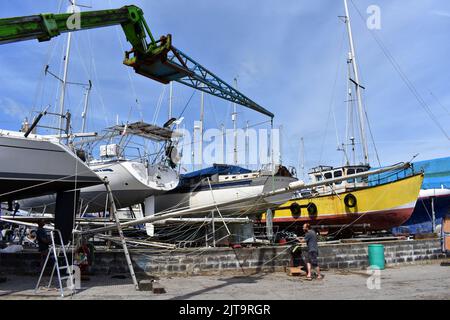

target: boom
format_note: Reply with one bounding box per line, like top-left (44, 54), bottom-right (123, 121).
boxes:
top-left (0, 5), bottom-right (273, 118)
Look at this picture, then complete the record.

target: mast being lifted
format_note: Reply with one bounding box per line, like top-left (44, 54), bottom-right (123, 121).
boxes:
top-left (0, 5), bottom-right (273, 119)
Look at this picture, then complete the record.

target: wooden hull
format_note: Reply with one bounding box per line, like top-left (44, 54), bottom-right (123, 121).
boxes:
top-left (263, 173), bottom-right (424, 231)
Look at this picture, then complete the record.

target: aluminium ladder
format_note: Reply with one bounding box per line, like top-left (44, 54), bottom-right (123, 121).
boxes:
top-left (35, 229), bottom-right (75, 297)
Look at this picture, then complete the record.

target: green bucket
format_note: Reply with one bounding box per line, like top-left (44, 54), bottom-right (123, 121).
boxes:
top-left (368, 244), bottom-right (385, 270)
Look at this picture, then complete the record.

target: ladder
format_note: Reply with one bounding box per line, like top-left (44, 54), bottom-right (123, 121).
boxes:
top-left (35, 229), bottom-right (75, 297)
top-left (104, 179), bottom-right (140, 290)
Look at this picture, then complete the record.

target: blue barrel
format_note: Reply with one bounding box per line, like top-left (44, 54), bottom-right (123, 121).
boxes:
top-left (368, 244), bottom-right (385, 270)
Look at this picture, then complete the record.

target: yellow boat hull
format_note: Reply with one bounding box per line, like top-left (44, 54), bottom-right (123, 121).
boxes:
top-left (262, 173), bottom-right (424, 231)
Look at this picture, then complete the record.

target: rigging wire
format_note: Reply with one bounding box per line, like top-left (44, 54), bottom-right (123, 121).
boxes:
top-left (318, 27), bottom-right (347, 165)
top-left (350, 0), bottom-right (450, 141)
top-left (430, 91), bottom-right (450, 117)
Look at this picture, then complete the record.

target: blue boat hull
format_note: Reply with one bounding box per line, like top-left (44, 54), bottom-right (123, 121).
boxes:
top-left (392, 193), bottom-right (450, 234)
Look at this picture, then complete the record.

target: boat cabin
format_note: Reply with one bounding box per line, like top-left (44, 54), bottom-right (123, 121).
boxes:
top-left (308, 164), bottom-right (370, 194)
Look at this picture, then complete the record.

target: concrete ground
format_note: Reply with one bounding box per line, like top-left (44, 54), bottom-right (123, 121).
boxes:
top-left (0, 262), bottom-right (449, 300)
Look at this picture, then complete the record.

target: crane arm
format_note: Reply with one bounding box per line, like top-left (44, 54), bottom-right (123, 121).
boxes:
top-left (0, 5), bottom-right (273, 118)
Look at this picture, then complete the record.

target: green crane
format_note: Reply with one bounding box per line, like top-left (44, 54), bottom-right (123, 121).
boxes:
top-left (0, 5), bottom-right (273, 118)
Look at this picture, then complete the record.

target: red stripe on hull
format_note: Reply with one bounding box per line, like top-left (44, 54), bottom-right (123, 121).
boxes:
top-left (264, 207), bottom-right (414, 231)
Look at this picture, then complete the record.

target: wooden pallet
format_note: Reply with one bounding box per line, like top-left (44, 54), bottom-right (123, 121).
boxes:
top-left (286, 267), bottom-right (307, 277)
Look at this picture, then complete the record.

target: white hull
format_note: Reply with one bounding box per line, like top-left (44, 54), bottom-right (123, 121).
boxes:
top-left (0, 130), bottom-right (102, 202)
top-left (20, 160), bottom-right (179, 213)
top-left (145, 174), bottom-right (297, 217)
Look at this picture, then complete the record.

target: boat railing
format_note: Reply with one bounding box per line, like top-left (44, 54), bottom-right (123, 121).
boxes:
top-left (367, 163), bottom-right (417, 187)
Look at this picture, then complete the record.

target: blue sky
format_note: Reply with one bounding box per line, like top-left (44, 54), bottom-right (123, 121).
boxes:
top-left (1, 0), bottom-right (449, 173)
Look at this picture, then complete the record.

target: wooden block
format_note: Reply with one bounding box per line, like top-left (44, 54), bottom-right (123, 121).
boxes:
top-left (139, 280), bottom-right (153, 291)
top-left (287, 267), bottom-right (303, 276)
top-left (445, 236), bottom-right (450, 252)
top-left (152, 282), bottom-right (166, 294)
top-left (444, 217), bottom-right (450, 233)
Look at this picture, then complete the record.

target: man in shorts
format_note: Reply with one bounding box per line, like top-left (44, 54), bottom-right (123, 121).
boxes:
top-left (298, 223), bottom-right (323, 280)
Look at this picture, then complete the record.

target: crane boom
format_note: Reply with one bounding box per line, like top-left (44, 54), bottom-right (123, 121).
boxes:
top-left (0, 5), bottom-right (273, 118)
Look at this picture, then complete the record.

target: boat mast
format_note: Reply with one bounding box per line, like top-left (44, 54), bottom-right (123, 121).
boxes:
top-left (343, 0), bottom-right (369, 165)
top-left (232, 77), bottom-right (238, 165)
top-left (58, 0), bottom-right (76, 137)
top-left (245, 120), bottom-right (249, 168)
top-left (81, 80), bottom-right (92, 134)
top-left (168, 81), bottom-right (173, 119)
top-left (199, 87), bottom-right (204, 169)
top-left (300, 137), bottom-right (305, 181)
top-left (221, 123), bottom-right (225, 164)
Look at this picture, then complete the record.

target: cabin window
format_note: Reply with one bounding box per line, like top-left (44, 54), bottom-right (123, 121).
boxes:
top-left (347, 168), bottom-right (355, 183)
top-left (315, 175), bottom-right (322, 181)
top-left (324, 172), bottom-right (332, 180)
top-left (244, 175), bottom-right (248, 178)
top-left (225, 177), bottom-right (229, 180)
top-left (334, 170), bottom-right (342, 184)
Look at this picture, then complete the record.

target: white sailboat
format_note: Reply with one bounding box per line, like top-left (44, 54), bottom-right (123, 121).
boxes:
top-left (0, 128), bottom-right (102, 205)
top-left (17, 1), bottom-right (181, 214)
top-left (20, 121), bottom-right (181, 214)
top-left (143, 79), bottom-right (297, 219)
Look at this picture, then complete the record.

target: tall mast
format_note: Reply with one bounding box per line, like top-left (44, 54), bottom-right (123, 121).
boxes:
top-left (199, 88), bottom-right (204, 169)
top-left (300, 137), bottom-right (305, 181)
top-left (58, 0), bottom-right (76, 136)
top-left (245, 120), bottom-right (249, 168)
top-left (232, 77), bottom-right (238, 165)
top-left (343, 0), bottom-right (369, 165)
top-left (168, 81), bottom-right (173, 119)
top-left (221, 123), bottom-right (225, 164)
top-left (81, 80), bottom-right (92, 134)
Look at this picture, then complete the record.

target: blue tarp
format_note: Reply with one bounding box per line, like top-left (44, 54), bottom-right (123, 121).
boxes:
top-left (181, 164), bottom-right (251, 179)
top-left (412, 156), bottom-right (450, 189)
top-left (368, 156), bottom-right (450, 189)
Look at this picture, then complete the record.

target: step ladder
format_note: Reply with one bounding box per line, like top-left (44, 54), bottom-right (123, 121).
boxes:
top-left (35, 229), bottom-right (76, 297)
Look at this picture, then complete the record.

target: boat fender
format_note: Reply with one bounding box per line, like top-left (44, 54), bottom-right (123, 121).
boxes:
top-left (290, 202), bottom-right (301, 218)
top-left (344, 193), bottom-right (357, 208)
top-left (307, 203), bottom-right (318, 217)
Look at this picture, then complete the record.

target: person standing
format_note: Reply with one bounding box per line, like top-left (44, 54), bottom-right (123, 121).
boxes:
top-left (13, 202), bottom-right (20, 218)
top-left (298, 223), bottom-right (323, 280)
top-left (36, 221), bottom-right (50, 268)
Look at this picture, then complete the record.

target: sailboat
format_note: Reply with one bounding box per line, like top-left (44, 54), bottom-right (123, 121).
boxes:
top-left (264, 0), bottom-right (424, 234)
top-left (143, 81), bottom-right (297, 219)
top-left (19, 120), bottom-right (181, 214)
top-left (0, 127), bottom-right (102, 205)
top-left (145, 163), bottom-right (297, 218)
top-left (16, 2), bottom-right (180, 215)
